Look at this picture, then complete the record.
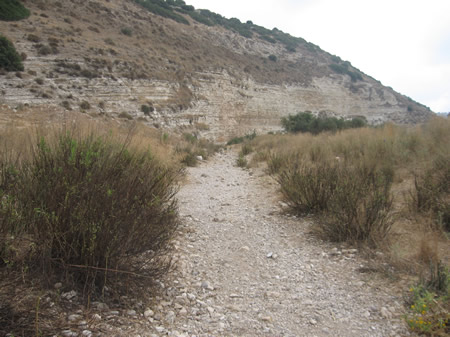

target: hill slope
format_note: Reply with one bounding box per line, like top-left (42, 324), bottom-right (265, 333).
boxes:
top-left (0, 0), bottom-right (433, 140)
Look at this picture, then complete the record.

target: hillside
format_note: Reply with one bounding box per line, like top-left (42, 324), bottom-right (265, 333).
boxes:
top-left (0, 0), bottom-right (433, 140)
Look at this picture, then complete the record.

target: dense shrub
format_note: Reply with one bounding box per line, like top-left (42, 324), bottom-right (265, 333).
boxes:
top-left (329, 62), bottom-right (363, 82)
top-left (0, 0), bottom-right (30, 21)
top-left (276, 159), bottom-right (339, 213)
top-left (277, 156), bottom-right (394, 246)
top-left (0, 35), bottom-right (24, 71)
top-left (1, 129), bottom-right (181, 293)
top-left (319, 164), bottom-right (394, 246)
top-left (141, 104), bottom-right (154, 115)
top-left (133, 0), bottom-right (189, 25)
top-left (281, 112), bottom-right (367, 134)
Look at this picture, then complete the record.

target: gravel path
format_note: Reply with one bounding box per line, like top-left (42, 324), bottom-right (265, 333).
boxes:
top-left (148, 149), bottom-right (411, 337)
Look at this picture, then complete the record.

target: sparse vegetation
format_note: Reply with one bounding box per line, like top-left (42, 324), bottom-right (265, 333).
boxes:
top-left (0, 35), bottom-right (24, 72)
top-left (132, 0), bottom-right (316, 51)
top-left (0, 0), bottom-right (30, 21)
top-left (248, 117), bottom-right (450, 248)
top-left (406, 261), bottom-right (449, 336)
top-left (177, 132), bottom-right (221, 167)
top-left (330, 61), bottom-right (363, 82)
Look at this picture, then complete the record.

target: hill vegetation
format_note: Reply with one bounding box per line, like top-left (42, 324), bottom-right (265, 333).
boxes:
top-left (281, 111), bottom-right (367, 134)
top-left (0, 0), bottom-right (30, 21)
top-left (0, 34), bottom-right (24, 71)
top-left (133, 0), bottom-right (317, 52)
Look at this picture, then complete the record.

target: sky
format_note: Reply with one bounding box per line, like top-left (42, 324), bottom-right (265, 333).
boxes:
top-left (187, 0), bottom-right (450, 113)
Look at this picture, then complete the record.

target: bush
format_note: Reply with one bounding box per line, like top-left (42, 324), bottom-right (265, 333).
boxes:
top-left (282, 112), bottom-right (367, 134)
top-left (319, 164), bottom-right (394, 246)
top-left (0, 35), bottom-right (24, 71)
top-left (120, 27), bottom-right (133, 36)
top-left (268, 54), bottom-right (277, 62)
top-left (277, 159), bottom-right (339, 213)
top-left (141, 104), bottom-right (154, 115)
top-left (277, 155), bottom-right (394, 246)
top-left (411, 152), bottom-right (450, 231)
top-left (0, 0), bottom-right (30, 21)
top-left (79, 101), bottom-right (91, 110)
top-left (4, 129), bottom-right (180, 293)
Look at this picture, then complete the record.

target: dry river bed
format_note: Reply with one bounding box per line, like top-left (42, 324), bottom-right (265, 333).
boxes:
top-left (57, 149), bottom-right (415, 337)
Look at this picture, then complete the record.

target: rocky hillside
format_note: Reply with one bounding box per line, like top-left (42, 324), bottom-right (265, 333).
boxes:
top-left (0, 0), bottom-right (433, 140)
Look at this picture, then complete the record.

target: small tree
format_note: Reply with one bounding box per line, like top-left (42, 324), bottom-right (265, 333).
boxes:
top-left (0, 0), bottom-right (30, 21)
top-left (0, 35), bottom-right (24, 71)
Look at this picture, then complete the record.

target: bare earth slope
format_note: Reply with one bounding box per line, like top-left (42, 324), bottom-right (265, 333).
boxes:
top-left (1, 0), bottom-right (433, 141)
top-left (151, 150), bottom-right (411, 337)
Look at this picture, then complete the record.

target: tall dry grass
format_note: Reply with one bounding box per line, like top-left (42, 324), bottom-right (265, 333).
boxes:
top-left (250, 117), bottom-right (450, 247)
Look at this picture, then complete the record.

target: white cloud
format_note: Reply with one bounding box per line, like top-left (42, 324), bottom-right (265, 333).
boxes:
top-left (187, 0), bottom-right (450, 112)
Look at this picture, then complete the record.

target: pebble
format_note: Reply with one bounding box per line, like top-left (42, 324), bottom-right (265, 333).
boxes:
top-left (144, 309), bottom-right (154, 318)
top-left (68, 314), bottom-right (82, 322)
top-left (61, 290), bottom-right (77, 300)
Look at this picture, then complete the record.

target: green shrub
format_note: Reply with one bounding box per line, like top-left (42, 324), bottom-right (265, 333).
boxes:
top-left (133, 0), bottom-right (189, 25)
top-left (120, 27), bottom-right (133, 36)
top-left (329, 62), bottom-right (363, 82)
top-left (227, 131), bottom-right (257, 145)
top-left (0, 0), bottom-right (30, 21)
top-left (6, 129), bottom-right (180, 293)
top-left (0, 35), bottom-right (24, 71)
top-left (268, 54), bottom-right (277, 62)
top-left (141, 104), bottom-right (154, 115)
top-left (79, 101), bottom-right (91, 110)
top-left (282, 112), bottom-right (367, 134)
top-left (406, 263), bottom-right (450, 335)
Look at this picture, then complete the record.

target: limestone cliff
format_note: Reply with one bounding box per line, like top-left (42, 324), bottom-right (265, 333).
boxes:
top-left (0, 0), bottom-right (433, 140)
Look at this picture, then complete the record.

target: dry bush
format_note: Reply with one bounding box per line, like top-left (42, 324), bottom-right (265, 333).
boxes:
top-left (276, 158), bottom-right (338, 213)
top-left (319, 163), bottom-right (394, 247)
top-left (0, 121), bottom-right (182, 296)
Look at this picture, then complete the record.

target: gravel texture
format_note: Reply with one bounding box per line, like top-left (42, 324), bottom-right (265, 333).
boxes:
top-left (56, 149), bottom-right (413, 337)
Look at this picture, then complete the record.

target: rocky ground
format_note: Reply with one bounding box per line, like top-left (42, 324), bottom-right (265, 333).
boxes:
top-left (46, 149), bottom-right (414, 337)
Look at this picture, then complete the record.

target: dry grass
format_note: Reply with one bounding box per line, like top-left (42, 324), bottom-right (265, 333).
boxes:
top-left (250, 117), bottom-right (450, 262)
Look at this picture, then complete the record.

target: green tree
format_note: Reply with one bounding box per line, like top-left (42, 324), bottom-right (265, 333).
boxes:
top-left (0, 35), bottom-right (24, 71)
top-left (0, 0), bottom-right (30, 21)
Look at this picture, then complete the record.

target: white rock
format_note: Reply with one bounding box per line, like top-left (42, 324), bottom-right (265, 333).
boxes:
top-left (68, 314), bottom-right (82, 322)
top-left (144, 309), bottom-right (154, 318)
top-left (62, 290), bottom-right (77, 300)
top-left (381, 307), bottom-right (392, 319)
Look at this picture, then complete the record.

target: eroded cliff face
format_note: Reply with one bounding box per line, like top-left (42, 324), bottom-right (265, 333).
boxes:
top-left (0, 0), bottom-right (433, 141)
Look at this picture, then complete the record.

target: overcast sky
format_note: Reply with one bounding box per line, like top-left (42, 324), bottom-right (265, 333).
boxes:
top-left (187, 0), bottom-right (450, 113)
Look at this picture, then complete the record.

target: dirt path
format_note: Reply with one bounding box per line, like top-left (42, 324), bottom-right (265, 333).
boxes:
top-left (147, 149), bottom-right (411, 337)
